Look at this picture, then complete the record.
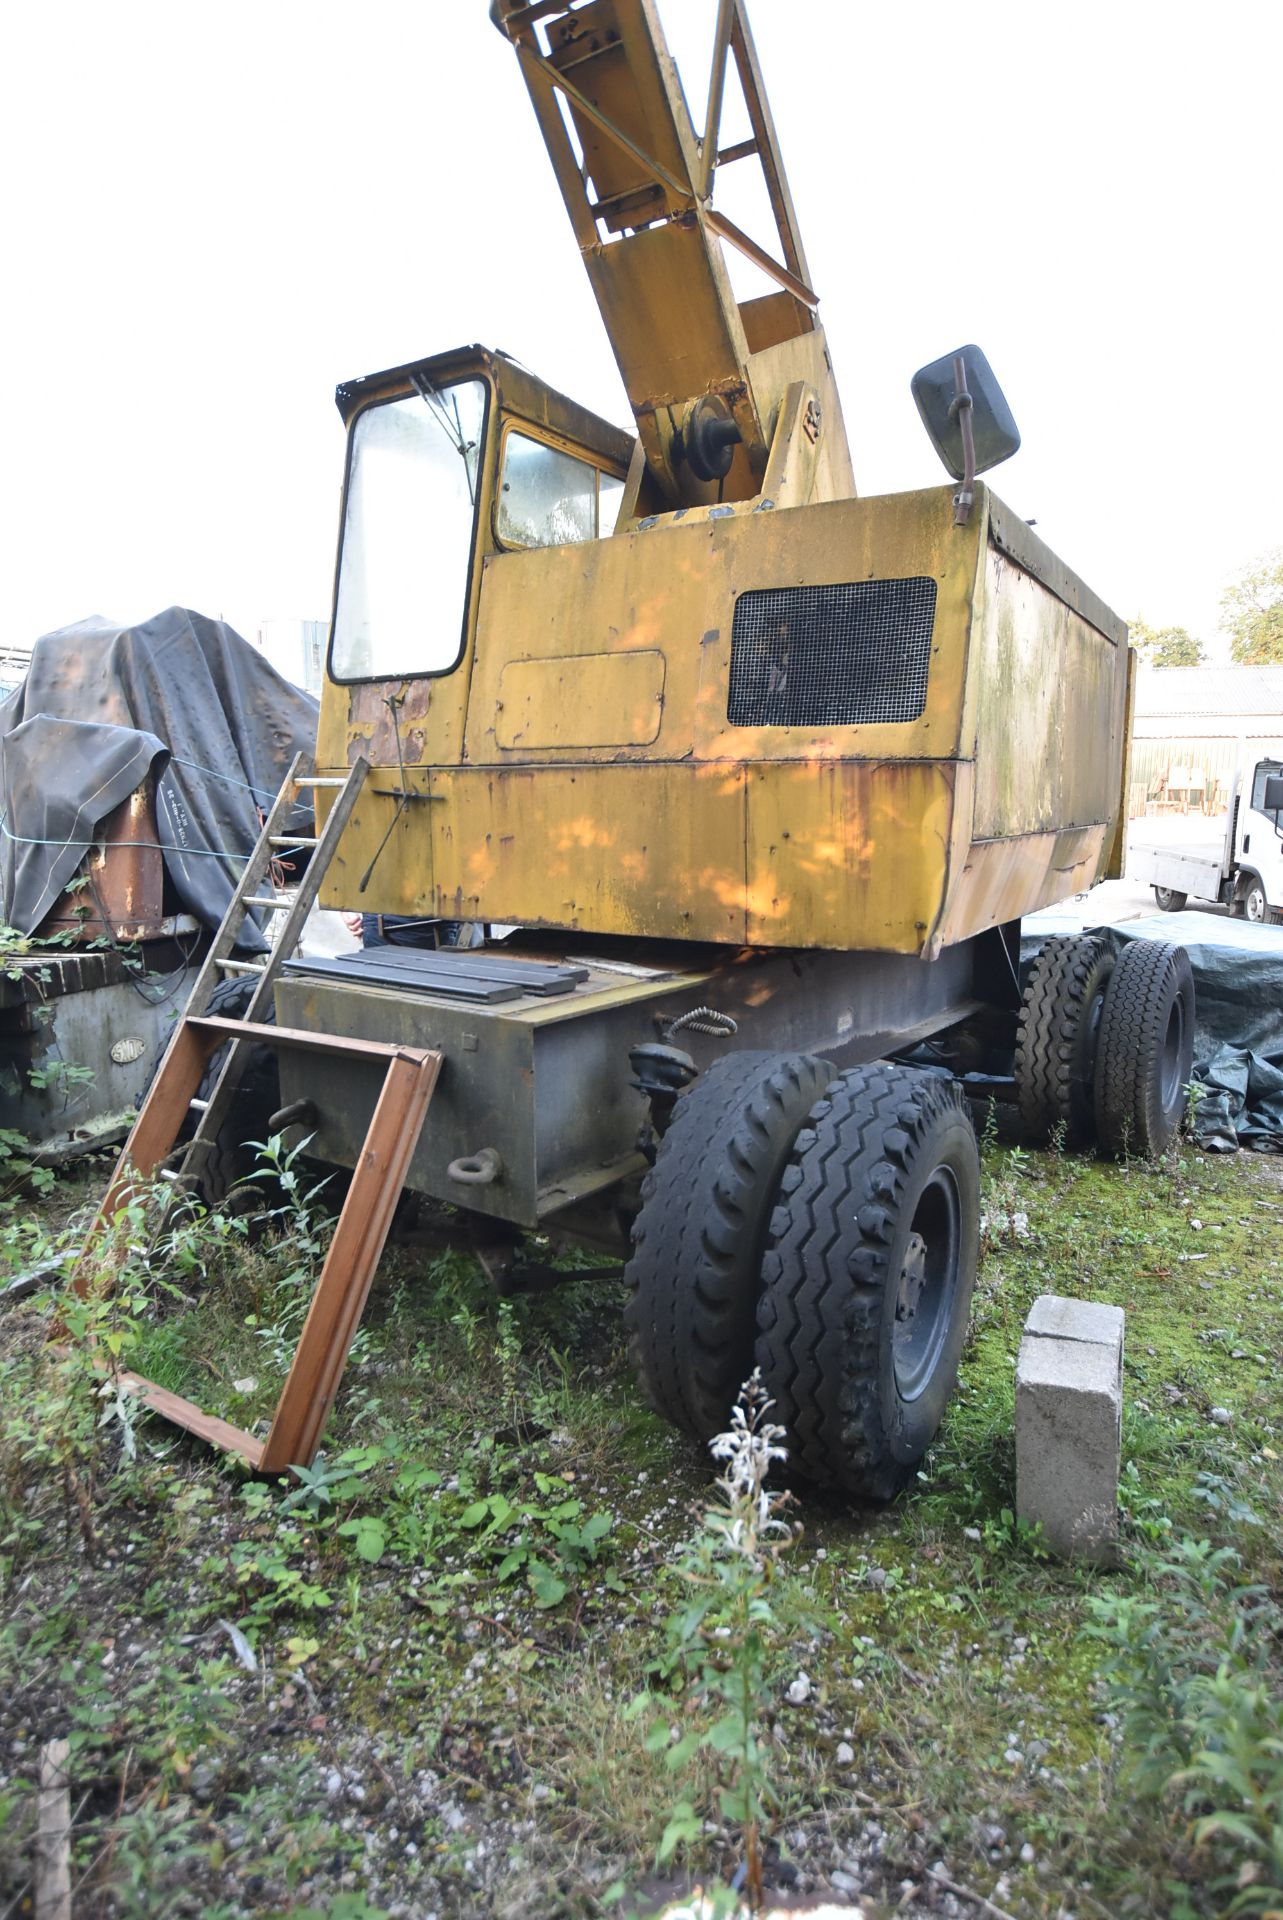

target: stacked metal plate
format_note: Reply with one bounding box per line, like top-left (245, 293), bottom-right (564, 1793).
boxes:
top-left (283, 947), bottom-right (589, 1005)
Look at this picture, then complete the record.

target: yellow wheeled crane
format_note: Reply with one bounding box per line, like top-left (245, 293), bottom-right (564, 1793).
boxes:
top-left (109, 1), bottom-right (1197, 1495)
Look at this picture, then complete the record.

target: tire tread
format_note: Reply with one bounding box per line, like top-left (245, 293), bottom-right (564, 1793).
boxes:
top-left (623, 1049), bottom-right (833, 1441)
top-left (756, 1065), bottom-right (979, 1501)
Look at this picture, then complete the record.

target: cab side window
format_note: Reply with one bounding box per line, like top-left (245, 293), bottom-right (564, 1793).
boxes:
top-left (498, 431), bottom-right (624, 549)
top-left (1252, 763), bottom-right (1283, 829)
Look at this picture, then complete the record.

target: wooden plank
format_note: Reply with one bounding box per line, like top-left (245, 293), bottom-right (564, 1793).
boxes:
top-left (259, 1049), bottom-right (441, 1471)
top-left (188, 1017), bottom-right (438, 1062)
top-left (69, 1006), bottom-right (438, 1472)
top-left (71, 1021), bottom-right (223, 1290)
top-left (35, 1738), bottom-right (71, 1920)
top-left (114, 1371), bottom-right (264, 1467)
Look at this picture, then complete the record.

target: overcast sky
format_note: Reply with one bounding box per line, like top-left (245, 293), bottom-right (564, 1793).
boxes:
top-left (4, 0), bottom-right (1279, 662)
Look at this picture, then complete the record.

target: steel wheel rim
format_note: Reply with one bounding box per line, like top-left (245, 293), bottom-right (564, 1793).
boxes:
top-left (1246, 887), bottom-right (1266, 922)
top-left (892, 1167), bottom-right (961, 1400)
top-left (1080, 980), bottom-right (1108, 1097)
top-left (1160, 993), bottom-right (1186, 1108)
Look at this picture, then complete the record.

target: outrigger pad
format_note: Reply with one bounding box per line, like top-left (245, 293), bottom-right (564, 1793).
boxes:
top-left (283, 947), bottom-right (589, 1003)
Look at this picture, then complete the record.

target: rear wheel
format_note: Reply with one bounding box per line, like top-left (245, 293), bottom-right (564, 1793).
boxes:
top-left (1013, 934), bottom-right (1114, 1145)
top-left (1093, 939), bottom-right (1195, 1158)
top-left (755, 1064), bottom-right (980, 1502)
top-left (1153, 886), bottom-right (1187, 913)
top-left (624, 1049), bottom-right (834, 1442)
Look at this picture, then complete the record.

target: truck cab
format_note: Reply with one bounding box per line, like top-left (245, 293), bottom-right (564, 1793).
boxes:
top-left (1138, 756), bottom-right (1283, 922)
top-left (1233, 759), bottom-right (1283, 921)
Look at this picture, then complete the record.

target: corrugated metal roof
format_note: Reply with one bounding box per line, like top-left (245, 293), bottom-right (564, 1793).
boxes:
top-left (1135, 664), bottom-right (1283, 720)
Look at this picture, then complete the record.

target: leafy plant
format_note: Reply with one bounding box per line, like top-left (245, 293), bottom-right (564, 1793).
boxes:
top-left (1086, 1537), bottom-right (1283, 1913)
top-left (629, 1372), bottom-right (797, 1910)
top-left (457, 1470), bottom-right (616, 1607)
top-left (0, 1180), bottom-right (194, 1557)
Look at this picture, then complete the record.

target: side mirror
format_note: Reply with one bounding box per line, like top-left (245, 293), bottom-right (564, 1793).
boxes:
top-left (1263, 775), bottom-right (1283, 813)
top-left (911, 345), bottom-right (1021, 482)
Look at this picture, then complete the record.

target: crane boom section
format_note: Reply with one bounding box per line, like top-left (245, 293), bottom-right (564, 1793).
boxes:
top-left (492, 0), bottom-right (854, 510)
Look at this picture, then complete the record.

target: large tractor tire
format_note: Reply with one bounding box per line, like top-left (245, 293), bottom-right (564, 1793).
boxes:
top-left (1013, 934), bottom-right (1115, 1145)
top-left (1093, 939), bottom-right (1195, 1158)
top-left (623, 1049), bottom-right (834, 1443)
top-left (755, 1064), bottom-right (980, 1502)
top-left (189, 975), bottom-right (280, 1207)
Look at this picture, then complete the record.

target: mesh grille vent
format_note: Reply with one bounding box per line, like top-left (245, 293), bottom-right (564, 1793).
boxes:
top-left (727, 577), bottom-right (936, 728)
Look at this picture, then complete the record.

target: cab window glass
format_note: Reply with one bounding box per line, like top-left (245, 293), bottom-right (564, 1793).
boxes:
top-left (330, 378), bottom-right (485, 682)
top-left (600, 471), bottom-right (626, 535)
top-left (1253, 763), bottom-right (1283, 824)
top-left (498, 431), bottom-right (620, 548)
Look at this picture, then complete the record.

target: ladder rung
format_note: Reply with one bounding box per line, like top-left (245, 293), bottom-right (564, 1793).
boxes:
top-left (293, 776), bottom-right (346, 789)
top-left (158, 1168), bottom-right (182, 1183)
top-left (243, 895), bottom-right (285, 910)
top-left (189, 1097), bottom-right (209, 1113)
top-left (216, 959), bottom-right (267, 975)
top-left (268, 835), bottom-right (318, 848)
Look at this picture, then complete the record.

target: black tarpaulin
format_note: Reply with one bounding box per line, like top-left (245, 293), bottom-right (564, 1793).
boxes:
top-left (0, 608), bottom-right (319, 941)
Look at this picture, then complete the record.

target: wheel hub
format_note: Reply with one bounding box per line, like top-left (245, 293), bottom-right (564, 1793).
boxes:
top-left (891, 1172), bottom-right (961, 1401)
top-left (896, 1232), bottom-right (928, 1324)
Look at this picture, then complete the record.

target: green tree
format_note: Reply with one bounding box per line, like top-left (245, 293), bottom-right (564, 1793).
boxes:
top-left (1220, 550), bottom-right (1283, 664)
top-left (1130, 617), bottom-right (1205, 668)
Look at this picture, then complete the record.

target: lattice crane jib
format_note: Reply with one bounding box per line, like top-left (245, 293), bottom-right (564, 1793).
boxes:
top-left (492, 0), bottom-right (855, 509)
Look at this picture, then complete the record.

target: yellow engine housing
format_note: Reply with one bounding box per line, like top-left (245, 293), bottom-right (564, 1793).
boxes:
top-left (317, 413), bottom-right (1130, 962)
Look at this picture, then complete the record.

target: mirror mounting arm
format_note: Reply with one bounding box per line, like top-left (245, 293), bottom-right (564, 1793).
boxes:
top-left (950, 353), bottom-right (976, 526)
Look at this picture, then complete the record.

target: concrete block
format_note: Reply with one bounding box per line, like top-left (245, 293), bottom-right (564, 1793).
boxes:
top-left (1016, 1295), bottom-right (1124, 1565)
top-left (1024, 1294), bottom-right (1125, 1350)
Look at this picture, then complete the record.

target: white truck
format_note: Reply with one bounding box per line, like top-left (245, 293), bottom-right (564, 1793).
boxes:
top-left (1131, 758), bottom-right (1283, 922)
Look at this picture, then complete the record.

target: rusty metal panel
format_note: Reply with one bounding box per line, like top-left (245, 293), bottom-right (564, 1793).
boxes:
top-left (546, 0), bottom-right (696, 229)
top-left (37, 782), bottom-right (166, 943)
top-left (695, 489), bottom-right (981, 764)
top-left (464, 536), bottom-right (699, 766)
top-left (1103, 645), bottom-right (1138, 880)
top-left (967, 540), bottom-right (1121, 841)
top-left (496, 650), bottom-right (665, 749)
top-left (427, 764), bottom-right (749, 942)
top-left (745, 759), bottom-right (957, 953)
top-left (463, 485), bottom-right (980, 771)
top-left (316, 776), bottom-right (434, 919)
top-left (932, 826), bottom-right (1110, 950)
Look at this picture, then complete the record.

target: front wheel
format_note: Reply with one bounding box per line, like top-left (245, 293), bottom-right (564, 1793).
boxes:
top-left (624, 1049), bottom-right (835, 1442)
top-left (1154, 886), bottom-right (1188, 913)
top-left (755, 1064), bottom-right (980, 1502)
top-left (1235, 879), bottom-right (1268, 923)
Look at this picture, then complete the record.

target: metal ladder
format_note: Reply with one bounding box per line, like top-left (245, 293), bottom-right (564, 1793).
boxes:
top-left (160, 750), bottom-right (369, 1194)
top-left (65, 746), bottom-right (449, 1472)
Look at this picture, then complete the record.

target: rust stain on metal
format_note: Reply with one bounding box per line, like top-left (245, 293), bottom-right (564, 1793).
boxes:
top-left (38, 780), bottom-right (166, 944)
